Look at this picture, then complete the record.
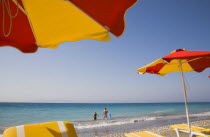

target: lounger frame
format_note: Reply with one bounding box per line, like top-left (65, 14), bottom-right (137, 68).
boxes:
top-left (174, 128), bottom-right (210, 137)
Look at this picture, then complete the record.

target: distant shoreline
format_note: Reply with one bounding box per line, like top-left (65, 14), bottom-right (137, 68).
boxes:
top-left (1, 102), bottom-right (210, 103)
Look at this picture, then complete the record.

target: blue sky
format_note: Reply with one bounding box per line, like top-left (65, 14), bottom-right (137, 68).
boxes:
top-left (0, 0), bottom-right (210, 103)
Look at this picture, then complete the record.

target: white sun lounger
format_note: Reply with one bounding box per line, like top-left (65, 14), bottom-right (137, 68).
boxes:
top-left (170, 124), bottom-right (210, 137)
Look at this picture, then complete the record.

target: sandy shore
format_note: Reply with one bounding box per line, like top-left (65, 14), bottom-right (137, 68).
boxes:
top-left (100, 119), bottom-right (210, 137)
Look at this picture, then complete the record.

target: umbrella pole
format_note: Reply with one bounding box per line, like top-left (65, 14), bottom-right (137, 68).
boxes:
top-left (179, 63), bottom-right (191, 136)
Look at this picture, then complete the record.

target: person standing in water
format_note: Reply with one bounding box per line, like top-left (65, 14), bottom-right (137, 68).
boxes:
top-left (93, 112), bottom-right (99, 120)
top-left (103, 108), bottom-right (108, 120)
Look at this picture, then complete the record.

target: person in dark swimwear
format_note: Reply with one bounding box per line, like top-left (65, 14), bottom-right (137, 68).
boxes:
top-left (103, 108), bottom-right (108, 120)
top-left (93, 112), bottom-right (99, 120)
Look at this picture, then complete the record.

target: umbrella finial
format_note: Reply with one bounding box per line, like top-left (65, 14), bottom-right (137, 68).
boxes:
top-left (170, 49), bottom-right (187, 54)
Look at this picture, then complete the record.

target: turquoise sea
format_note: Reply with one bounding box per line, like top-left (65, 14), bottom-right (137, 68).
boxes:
top-left (1, 102), bottom-right (210, 136)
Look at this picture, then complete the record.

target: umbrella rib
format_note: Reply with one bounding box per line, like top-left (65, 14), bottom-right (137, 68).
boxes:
top-left (66, 0), bottom-right (110, 32)
top-left (20, 0), bottom-right (40, 47)
top-left (11, 0), bottom-right (26, 15)
top-left (187, 57), bottom-right (203, 63)
top-left (164, 57), bottom-right (203, 65)
top-left (166, 57), bottom-right (208, 65)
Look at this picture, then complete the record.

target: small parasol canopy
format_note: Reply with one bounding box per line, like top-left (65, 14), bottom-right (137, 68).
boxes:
top-left (0, 0), bottom-right (138, 53)
top-left (137, 49), bottom-right (210, 137)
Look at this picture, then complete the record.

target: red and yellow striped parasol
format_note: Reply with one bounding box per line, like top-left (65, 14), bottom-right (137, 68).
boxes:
top-left (137, 49), bottom-right (210, 76)
top-left (0, 0), bottom-right (138, 53)
top-left (137, 49), bottom-right (210, 136)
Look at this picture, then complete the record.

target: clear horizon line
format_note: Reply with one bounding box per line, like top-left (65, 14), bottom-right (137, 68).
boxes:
top-left (0, 101), bottom-right (210, 104)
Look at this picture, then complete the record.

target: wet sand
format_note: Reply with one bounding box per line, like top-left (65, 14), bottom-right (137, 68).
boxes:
top-left (100, 119), bottom-right (210, 137)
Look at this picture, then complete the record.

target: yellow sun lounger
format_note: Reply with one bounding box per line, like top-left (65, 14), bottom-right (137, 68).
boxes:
top-left (125, 131), bottom-right (165, 137)
top-left (3, 121), bottom-right (78, 137)
top-left (170, 124), bottom-right (210, 137)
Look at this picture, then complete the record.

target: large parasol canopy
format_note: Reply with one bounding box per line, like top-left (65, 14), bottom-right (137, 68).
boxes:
top-left (0, 0), bottom-right (138, 53)
top-left (137, 49), bottom-right (210, 136)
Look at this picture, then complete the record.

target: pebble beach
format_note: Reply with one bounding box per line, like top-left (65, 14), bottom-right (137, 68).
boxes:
top-left (100, 119), bottom-right (210, 137)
